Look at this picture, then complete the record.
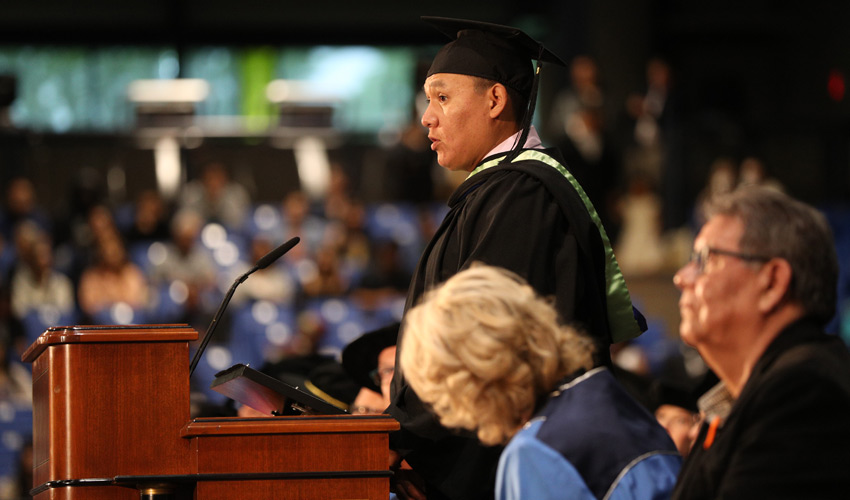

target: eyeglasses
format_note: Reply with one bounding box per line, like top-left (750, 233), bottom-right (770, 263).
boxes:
top-left (350, 405), bottom-right (384, 415)
top-left (656, 411), bottom-right (701, 429)
top-left (369, 367), bottom-right (395, 387)
top-left (689, 246), bottom-right (771, 274)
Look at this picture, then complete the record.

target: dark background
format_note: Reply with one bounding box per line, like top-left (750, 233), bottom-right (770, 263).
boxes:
top-left (1, 0), bottom-right (849, 208)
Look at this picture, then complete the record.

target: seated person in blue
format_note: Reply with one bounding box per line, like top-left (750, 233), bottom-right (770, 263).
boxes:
top-left (399, 264), bottom-right (680, 500)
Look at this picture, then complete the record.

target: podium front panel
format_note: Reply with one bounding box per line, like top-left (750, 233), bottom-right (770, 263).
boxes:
top-left (32, 485), bottom-right (138, 500)
top-left (27, 325), bottom-right (196, 488)
top-left (184, 415), bottom-right (398, 500)
top-left (194, 477), bottom-right (387, 500)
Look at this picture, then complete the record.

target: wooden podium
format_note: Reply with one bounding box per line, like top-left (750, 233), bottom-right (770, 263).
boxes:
top-left (22, 324), bottom-right (399, 500)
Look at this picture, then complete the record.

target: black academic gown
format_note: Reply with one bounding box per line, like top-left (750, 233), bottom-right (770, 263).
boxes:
top-left (672, 318), bottom-right (850, 500)
top-left (388, 148), bottom-right (616, 500)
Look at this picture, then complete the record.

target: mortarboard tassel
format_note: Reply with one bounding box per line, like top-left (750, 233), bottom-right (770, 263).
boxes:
top-left (503, 46), bottom-right (544, 165)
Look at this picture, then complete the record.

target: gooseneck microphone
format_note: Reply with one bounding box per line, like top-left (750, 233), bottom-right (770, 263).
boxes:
top-left (189, 236), bottom-right (300, 376)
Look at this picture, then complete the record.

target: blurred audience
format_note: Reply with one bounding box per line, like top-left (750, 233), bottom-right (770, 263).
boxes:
top-left (736, 155), bottom-right (784, 193)
top-left (148, 209), bottom-right (218, 324)
top-left (123, 189), bottom-right (172, 245)
top-left (8, 225), bottom-right (75, 337)
top-left (323, 162), bottom-right (355, 222)
top-left (0, 328), bottom-right (30, 404)
top-left (322, 198), bottom-right (371, 283)
top-left (613, 173), bottom-right (666, 277)
top-left (352, 240), bottom-right (412, 309)
top-left (693, 157), bottom-right (737, 228)
top-left (550, 56), bottom-right (622, 237)
top-left (300, 246), bottom-right (349, 298)
top-left (179, 161), bottom-right (251, 230)
top-left (550, 55), bottom-right (605, 129)
top-left (13, 437), bottom-right (33, 500)
top-left (622, 56), bottom-right (686, 231)
top-left (0, 177), bottom-right (51, 243)
top-left (280, 190), bottom-right (326, 263)
top-left (383, 117), bottom-right (436, 205)
top-left (77, 233), bottom-right (149, 321)
top-left (233, 234), bottom-right (297, 305)
top-left (692, 155), bottom-right (784, 230)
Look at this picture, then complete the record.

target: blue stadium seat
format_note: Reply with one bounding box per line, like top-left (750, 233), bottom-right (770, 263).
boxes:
top-left (0, 402), bottom-right (33, 490)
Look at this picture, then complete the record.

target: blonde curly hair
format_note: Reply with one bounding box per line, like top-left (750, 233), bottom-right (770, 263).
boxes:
top-left (400, 264), bottom-right (595, 446)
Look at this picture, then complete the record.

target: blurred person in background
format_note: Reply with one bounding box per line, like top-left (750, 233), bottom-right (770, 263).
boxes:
top-left (322, 197), bottom-right (372, 285)
top-left (179, 161), bottom-right (250, 230)
top-left (280, 190), bottom-right (326, 263)
top-left (300, 245), bottom-right (349, 298)
top-left (234, 233), bottom-right (297, 305)
top-left (621, 57), bottom-right (685, 232)
top-left (9, 224), bottom-right (75, 338)
top-left (0, 178), bottom-right (52, 289)
top-left (0, 177), bottom-right (51, 244)
top-left (613, 172), bottom-right (666, 277)
top-left (351, 240), bottom-right (412, 309)
top-left (692, 157), bottom-right (737, 229)
top-left (49, 170), bottom-right (108, 285)
top-left (343, 322), bottom-right (399, 410)
top-left (123, 189), bottom-right (172, 245)
top-left (383, 111), bottom-right (437, 205)
top-left (650, 380), bottom-right (700, 458)
top-left (148, 209), bottom-right (218, 324)
top-left (736, 155), bottom-right (784, 193)
top-left (77, 232), bottom-right (149, 322)
top-left (0, 327), bottom-right (31, 405)
top-left (549, 56), bottom-right (622, 240)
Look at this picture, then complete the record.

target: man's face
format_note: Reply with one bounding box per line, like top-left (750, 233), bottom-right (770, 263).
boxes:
top-left (655, 404), bottom-right (698, 457)
top-left (421, 73), bottom-right (497, 172)
top-left (377, 345), bottom-right (396, 406)
top-left (674, 215), bottom-right (762, 350)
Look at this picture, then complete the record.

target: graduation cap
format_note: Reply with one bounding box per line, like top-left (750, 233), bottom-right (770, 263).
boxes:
top-left (342, 323), bottom-right (399, 393)
top-left (302, 362), bottom-right (362, 411)
top-left (650, 379), bottom-right (699, 413)
top-left (422, 16), bottom-right (566, 159)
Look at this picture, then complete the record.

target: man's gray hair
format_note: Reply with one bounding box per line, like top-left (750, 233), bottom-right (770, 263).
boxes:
top-left (704, 186), bottom-right (838, 324)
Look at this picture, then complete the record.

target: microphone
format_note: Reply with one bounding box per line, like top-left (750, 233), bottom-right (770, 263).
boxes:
top-left (189, 236), bottom-right (300, 376)
top-left (253, 236), bottom-right (299, 272)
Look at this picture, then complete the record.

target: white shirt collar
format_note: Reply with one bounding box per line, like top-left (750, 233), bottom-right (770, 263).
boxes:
top-left (484, 125), bottom-right (543, 159)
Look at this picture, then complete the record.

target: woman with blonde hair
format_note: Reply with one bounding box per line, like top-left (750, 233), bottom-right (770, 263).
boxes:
top-left (400, 264), bottom-right (680, 500)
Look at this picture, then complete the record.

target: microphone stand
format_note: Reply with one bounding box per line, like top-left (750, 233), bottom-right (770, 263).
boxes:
top-left (188, 236), bottom-right (300, 376)
top-left (189, 268), bottom-right (254, 376)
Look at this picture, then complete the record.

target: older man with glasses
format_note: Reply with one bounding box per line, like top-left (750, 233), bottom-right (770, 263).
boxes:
top-left (671, 186), bottom-right (850, 499)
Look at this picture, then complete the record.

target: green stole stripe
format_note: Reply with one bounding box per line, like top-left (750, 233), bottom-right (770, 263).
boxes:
top-left (469, 151), bottom-right (642, 343)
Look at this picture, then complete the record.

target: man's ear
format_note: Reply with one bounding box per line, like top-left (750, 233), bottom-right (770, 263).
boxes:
top-left (757, 258), bottom-right (793, 314)
top-left (487, 83), bottom-right (510, 119)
